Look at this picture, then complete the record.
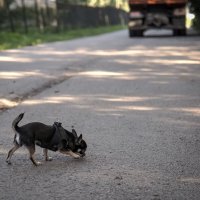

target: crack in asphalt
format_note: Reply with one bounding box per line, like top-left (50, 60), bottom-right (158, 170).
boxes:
top-left (0, 74), bottom-right (73, 113)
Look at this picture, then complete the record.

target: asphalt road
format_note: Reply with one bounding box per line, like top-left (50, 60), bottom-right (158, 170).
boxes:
top-left (0, 30), bottom-right (200, 200)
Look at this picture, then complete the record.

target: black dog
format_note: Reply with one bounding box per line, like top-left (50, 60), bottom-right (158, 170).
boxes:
top-left (6, 113), bottom-right (87, 166)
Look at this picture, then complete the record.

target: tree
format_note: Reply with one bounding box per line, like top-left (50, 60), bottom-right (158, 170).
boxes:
top-left (4, 0), bottom-right (15, 31)
top-left (190, 0), bottom-right (200, 30)
top-left (0, 0), bottom-right (4, 8)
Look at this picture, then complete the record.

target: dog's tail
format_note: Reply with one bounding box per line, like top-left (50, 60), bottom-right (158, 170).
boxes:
top-left (12, 113), bottom-right (24, 131)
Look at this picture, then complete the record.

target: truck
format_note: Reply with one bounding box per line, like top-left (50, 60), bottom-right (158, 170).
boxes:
top-left (128, 0), bottom-right (188, 37)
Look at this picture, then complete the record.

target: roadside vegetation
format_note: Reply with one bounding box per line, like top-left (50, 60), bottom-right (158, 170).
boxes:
top-left (0, 25), bottom-right (126, 50)
top-left (0, 0), bottom-right (127, 50)
top-left (190, 0), bottom-right (200, 31)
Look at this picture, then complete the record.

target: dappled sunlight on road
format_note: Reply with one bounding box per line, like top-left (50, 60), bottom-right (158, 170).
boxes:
top-left (178, 177), bottom-right (200, 184)
top-left (149, 59), bottom-right (200, 65)
top-left (1, 40), bottom-right (200, 65)
top-left (98, 96), bottom-right (150, 102)
top-left (117, 105), bottom-right (158, 111)
top-left (23, 94), bottom-right (154, 105)
top-left (23, 95), bottom-right (79, 105)
top-left (0, 56), bottom-right (32, 63)
top-left (171, 107), bottom-right (200, 117)
top-left (20, 93), bottom-right (200, 121)
top-left (80, 70), bottom-right (124, 77)
top-left (0, 38), bottom-right (199, 86)
top-left (0, 98), bottom-right (18, 108)
top-left (0, 71), bottom-right (52, 80)
top-left (79, 70), bottom-right (137, 80)
top-left (78, 69), bottom-right (200, 81)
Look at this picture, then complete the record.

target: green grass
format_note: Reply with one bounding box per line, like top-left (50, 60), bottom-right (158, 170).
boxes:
top-left (0, 25), bottom-right (126, 50)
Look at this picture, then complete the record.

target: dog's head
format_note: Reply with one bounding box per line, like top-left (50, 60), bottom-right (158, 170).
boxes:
top-left (72, 128), bottom-right (87, 157)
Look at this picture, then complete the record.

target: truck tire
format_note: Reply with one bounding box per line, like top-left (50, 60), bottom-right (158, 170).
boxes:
top-left (129, 29), bottom-right (143, 37)
top-left (173, 28), bottom-right (186, 36)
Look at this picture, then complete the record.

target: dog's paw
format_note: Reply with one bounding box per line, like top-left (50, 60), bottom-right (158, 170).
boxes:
top-left (45, 157), bottom-right (53, 161)
top-left (80, 153), bottom-right (86, 157)
top-left (74, 154), bottom-right (81, 159)
top-left (6, 160), bottom-right (12, 165)
top-left (36, 161), bottom-right (43, 166)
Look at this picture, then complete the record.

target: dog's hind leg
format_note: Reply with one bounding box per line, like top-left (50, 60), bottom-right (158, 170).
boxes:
top-left (6, 144), bottom-right (21, 165)
top-left (27, 146), bottom-right (41, 166)
top-left (43, 149), bottom-right (52, 161)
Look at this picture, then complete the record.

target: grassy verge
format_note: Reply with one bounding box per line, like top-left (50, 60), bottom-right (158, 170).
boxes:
top-left (0, 25), bottom-right (126, 50)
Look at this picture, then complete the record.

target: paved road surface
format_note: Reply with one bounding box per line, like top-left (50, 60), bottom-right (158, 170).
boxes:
top-left (0, 30), bottom-right (200, 200)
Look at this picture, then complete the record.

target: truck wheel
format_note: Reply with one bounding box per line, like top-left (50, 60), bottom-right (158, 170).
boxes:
top-left (173, 29), bottom-right (186, 36)
top-left (129, 29), bottom-right (143, 37)
top-left (179, 29), bottom-right (186, 36)
top-left (129, 29), bottom-right (134, 37)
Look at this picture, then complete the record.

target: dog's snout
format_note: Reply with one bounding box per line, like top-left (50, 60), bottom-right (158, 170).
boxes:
top-left (80, 152), bottom-right (86, 157)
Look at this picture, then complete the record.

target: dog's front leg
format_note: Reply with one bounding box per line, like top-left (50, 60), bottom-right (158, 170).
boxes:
top-left (59, 150), bottom-right (80, 159)
top-left (43, 149), bottom-right (52, 161)
top-left (27, 146), bottom-right (41, 166)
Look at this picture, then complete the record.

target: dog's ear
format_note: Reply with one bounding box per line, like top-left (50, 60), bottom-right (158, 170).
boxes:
top-left (72, 126), bottom-right (78, 138)
top-left (77, 134), bottom-right (82, 144)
